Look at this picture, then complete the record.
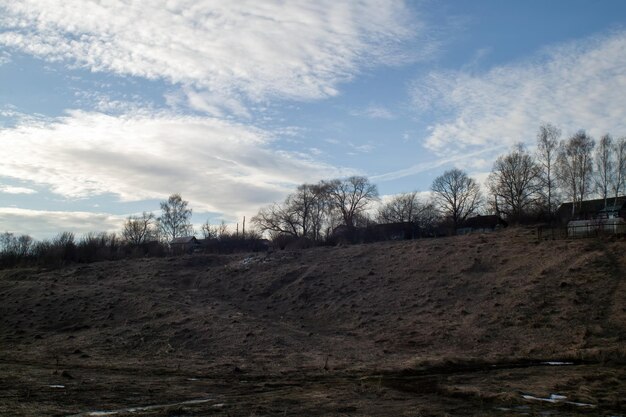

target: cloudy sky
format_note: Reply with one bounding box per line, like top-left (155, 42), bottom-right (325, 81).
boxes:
top-left (1, 0), bottom-right (626, 239)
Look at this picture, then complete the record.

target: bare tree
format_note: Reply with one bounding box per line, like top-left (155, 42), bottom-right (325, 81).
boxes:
top-left (556, 131), bottom-right (595, 215)
top-left (536, 123), bottom-right (561, 216)
top-left (122, 212), bottom-right (156, 245)
top-left (324, 176), bottom-right (378, 228)
top-left (252, 203), bottom-right (301, 237)
top-left (377, 191), bottom-right (437, 227)
top-left (610, 136), bottom-right (626, 205)
top-left (0, 232), bottom-right (33, 257)
top-left (488, 144), bottom-right (542, 221)
top-left (431, 168), bottom-right (481, 230)
top-left (252, 183), bottom-right (330, 240)
top-left (287, 183), bottom-right (328, 239)
top-left (594, 134), bottom-right (614, 208)
top-left (200, 220), bottom-right (218, 239)
top-left (159, 194), bottom-right (193, 241)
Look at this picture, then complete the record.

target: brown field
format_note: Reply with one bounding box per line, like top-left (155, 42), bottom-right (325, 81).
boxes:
top-left (1, 228), bottom-right (624, 416)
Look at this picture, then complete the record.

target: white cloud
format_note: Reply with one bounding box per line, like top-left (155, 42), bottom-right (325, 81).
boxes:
top-left (0, 185), bottom-right (36, 195)
top-left (350, 104), bottom-right (395, 120)
top-left (0, 110), bottom-right (352, 217)
top-left (0, 1), bottom-right (418, 112)
top-left (0, 207), bottom-right (124, 239)
top-left (411, 31), bottom-right (626, 155)
top-left (0, 51), bottom-right (10, 66)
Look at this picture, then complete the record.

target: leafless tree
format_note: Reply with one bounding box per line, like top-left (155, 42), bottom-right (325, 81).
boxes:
top-left (252, 203), bottom-right (301, 237)
top-left (159, 194), bottom-right (193, 241)
top-left (556, 130), bottom-right (595, 215)
top-left (610, 136), bottom-right (626, 205)
top-left (288, 183), bottom-right (329, 240)
top-left (324, 176), bottom-right (378, 228)
top-left (377, 191), bottom-right (437, 227)
top-left (594, 134), bottom-right (614, 208)
top-left (0, 232), bottom-right (33, 257)
top-left (536, 123), bottom-right (561, 215)
top-left (252, 183), bottom-right (330, 240)
top-left (431, 168), bottom-right (481, 229)
top-left (200, 219), bottom-right (231, 240)
top-left (122, 211), bottom-right (156, 245)
top-left (200, 220), bottom-right (217, 239)
top-left (488, 144), bottom-right (542, 221)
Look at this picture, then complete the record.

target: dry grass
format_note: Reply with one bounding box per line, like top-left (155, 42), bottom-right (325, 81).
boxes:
top-left (0, 228), bottom-right (624, 415)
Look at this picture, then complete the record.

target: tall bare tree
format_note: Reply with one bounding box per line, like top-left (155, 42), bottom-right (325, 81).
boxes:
top-left (594, 134), bottom-right (614, 208)
top-left (324, 176), bottom-right (378, 228)
top-left (252, 183), bottom-right (329, 240)
top-left (556, 130), bottom-right (595, 215)
top-left (611, 136), bottom-right (626, 205)
top-left (159, 194), bottom-right (193, 241)
top-left (431, 168), bottom-right (481, 229)
top-left (536, 123), bottom-right (561, 216)
top-left (488, 145), bottom-right (542, 221)
top-left (289, 183), bottom-right (329, 240)
top-left (252, 202), bottom-right (301, 237)
top-left (122, 211), bottom-right (156, 245)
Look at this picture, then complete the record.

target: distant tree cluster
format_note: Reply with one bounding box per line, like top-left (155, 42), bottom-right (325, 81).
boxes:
top-left (0, 231), bottom-right (129, 268)
top-left (487, 124), bottom-right (626, 222)
top-left (251, 176), bottom-right (380, 243)
top-left (0, 193), bottom-right (263, 268)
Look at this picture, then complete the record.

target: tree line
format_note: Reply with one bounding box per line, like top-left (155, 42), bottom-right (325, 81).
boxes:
top-left (251, 123), bottom-right (626, 242)
top-left (2, 123), bottom-right (625, 266)
top-left (489, 124), bottom-right (625, 221)
top-left (0, 194), bottom-right (256, 268)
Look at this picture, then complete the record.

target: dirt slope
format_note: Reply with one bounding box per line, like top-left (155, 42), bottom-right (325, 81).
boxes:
top-left (0, 228), bottom-right (624, 416)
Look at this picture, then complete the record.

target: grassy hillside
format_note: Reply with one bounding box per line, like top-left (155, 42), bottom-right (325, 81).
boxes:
top-left (0, 228), bottom-right (624, 416)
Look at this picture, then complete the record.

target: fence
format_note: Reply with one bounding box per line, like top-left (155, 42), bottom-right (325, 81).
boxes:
top-left (538, 219), bottom-right (626, 240)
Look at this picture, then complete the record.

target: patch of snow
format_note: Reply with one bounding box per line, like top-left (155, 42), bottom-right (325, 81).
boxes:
top-left (522, 393), bottom-right (596, 408)
top-left (70, 398), bottom-right (213, 416)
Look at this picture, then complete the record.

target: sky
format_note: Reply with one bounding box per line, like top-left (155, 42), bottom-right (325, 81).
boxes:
top-left (1, 0), bottom-right (626, 239)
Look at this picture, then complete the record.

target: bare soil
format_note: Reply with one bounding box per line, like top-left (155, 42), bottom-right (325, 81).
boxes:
top-left (1, 228), bottom-right (624, 416)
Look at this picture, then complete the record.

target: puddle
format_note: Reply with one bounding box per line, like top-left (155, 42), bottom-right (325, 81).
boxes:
top-left (540, 362), bottom-right (574, 366)
top-left (49, 385), bottom-right (65, 389)
top-left (67, 398), bottom-right (213, 416)
top-left (522, 393), bottom-right (596, 408)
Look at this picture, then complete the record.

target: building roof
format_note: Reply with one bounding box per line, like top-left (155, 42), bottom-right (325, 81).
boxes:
top-left (170, 236), bottom-right (198, 244)
top-left (557, 196), bottom-right (626, 217)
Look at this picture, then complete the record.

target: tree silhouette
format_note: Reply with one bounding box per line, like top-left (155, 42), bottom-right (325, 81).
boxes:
top-left (431, 168), bottom-right (481, 230)
top-left (159, 194), bottom-right (192, 241)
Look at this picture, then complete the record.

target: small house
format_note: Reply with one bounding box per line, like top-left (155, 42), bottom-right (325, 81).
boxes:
top-left (556, 196), bottom-right (626, 224)
top-left (170, 236), bottom-right (201, 254)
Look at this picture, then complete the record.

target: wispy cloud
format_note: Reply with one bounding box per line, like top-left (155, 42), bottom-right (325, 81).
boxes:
top-left (372, 146), bottom-right (505, 182)
top-left (350, 104), bottom-right (395, 120)
top-left (411, 31), bottom-right (626, 154)
top-left (0, 51), bottom-right (10, 66)
top-left (0, 185), bottom-right (37, 195)
top-left (0, 110), bottom-right (353, 217)
top-left (0, 207), bottom-right (124, 239)
top-left (0, 1), bottom-right (419, 114)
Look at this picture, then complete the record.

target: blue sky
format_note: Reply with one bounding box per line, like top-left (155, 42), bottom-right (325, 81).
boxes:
top-left (1, 0), bottom-right (626, 239)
